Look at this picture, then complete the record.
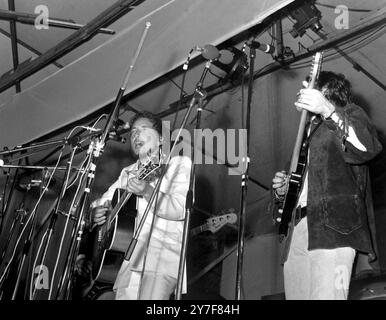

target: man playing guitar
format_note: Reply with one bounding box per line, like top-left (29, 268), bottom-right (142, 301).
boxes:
top-left (272, 71), bottom-right (382, 299)
top-left (92, 111), bottom-right (191, 300)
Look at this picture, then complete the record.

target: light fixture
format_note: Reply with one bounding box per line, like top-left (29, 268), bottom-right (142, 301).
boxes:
top-left (288, 0), bottom-right (323, 38)
top-left (212, 47), bottom-right (249, 84)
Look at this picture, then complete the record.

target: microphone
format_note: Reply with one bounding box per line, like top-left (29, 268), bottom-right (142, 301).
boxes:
top-left (115, 118), bottom-right (130, 130)
top-left (108, 131), bottom-right (126, 143)
top-left (18, 179), bottom-right (43, 190)
top-left (195, 44), bottom-right (220, 60)
top-left (218, 49), bottom-right (234, 65)
top-left (183, 44), bottom-right (220, 71)
top-left (247, 41), bottom-right (275, 54)
top-left (212, 46), bottom-right (248, 83)
top-left (183, 45), bottom-right (233, 71)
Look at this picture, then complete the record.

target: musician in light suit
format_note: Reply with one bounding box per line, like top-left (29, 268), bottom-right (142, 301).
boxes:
top-left (272, 71), bottom-right (382, 299)
top-left (93, 111), bottom-right (191, 300)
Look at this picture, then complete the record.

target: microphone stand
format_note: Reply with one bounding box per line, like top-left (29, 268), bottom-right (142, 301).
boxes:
top-left (235, 46), bottom-right (254, 300)
top-left (0, 196), bottom-right (29, 299)
top-left (122, 61), bottom-right (211, 300)
top-left (0, 162), bottom-right (15, 236)
top-left (0, 203), bottom-right (28, 262)
top-left (0, 134), bottom-right (92, 237)
top-left (0, 158), bottom-right (86, 300)
top-left (0, 137), bottom-right (80, 160)
top-left (0, 133), bottom-right (95, 299)
top-left (30, 144), bottom-right (77, 300)
top-left (175, 61), bottom-right (210, 300)
top-left (52, 21), bottom-right (151, 300)
top-left (10, 168), bottom-right (49, 300)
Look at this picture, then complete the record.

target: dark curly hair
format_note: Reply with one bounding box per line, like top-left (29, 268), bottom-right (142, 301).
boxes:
top-left (315, 71), bottom-right (352, 107)
top-left (128, 111), bottom-right (162, 135)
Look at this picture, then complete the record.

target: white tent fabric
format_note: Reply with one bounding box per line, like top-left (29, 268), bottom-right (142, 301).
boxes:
top-left (0, 0), bottom-right (293, 149)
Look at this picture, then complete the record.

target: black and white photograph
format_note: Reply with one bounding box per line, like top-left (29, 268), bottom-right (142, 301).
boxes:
top-left (0, 0), bottom-right (385, 310)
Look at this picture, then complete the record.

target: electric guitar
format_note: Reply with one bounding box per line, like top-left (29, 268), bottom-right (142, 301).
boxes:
top-left (276, 52), bottom-right (324, 237)
top-left (190, 209), bottom-right (237, 237)
top-left (89, 157), bottom-right (162, 281)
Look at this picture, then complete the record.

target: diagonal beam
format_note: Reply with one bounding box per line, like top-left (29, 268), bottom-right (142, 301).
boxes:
top-left (316, 29), bottom-right (386, 91)
top-left (0, 9), bottom-right (115, 35)
top-left (0, 27), bottom-right (63, 69)
top-left (8, 0), bottom-right (20, 92)
top-left (0, 0), bottom-right (146, 94)
top-left (155, 7), bottom-right (386, 190)
top-left (158, 6), bottom-right (386, 119)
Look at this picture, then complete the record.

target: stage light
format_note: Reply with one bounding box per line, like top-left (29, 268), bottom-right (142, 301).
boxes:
top-left (212, 47), bottom-right (249, 84)
top-left (288, 0), bottom-right (323, 38)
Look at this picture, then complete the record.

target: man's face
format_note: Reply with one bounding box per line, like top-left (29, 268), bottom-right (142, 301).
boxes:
top-left (130, 117), bottom-right (160, 159)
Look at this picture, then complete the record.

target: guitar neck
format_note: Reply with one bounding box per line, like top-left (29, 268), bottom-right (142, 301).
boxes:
top-left (190, 224), bottom-right (208, 236)
top-left (289, 53), bottom-right (321, 173)
top-left (289, 109), bottom-right (309, 172)
top-left (108, 191), bottom-right (133, 223)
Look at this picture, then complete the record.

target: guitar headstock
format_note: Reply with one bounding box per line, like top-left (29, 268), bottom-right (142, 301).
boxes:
top-left (137, 154), bottom-right (164, 182)
top-left (307, 51), bottom-right (323, 89)
top-left (206, 209), bottom-right (238, 233)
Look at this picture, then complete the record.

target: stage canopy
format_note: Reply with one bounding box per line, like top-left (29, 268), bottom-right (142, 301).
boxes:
top-left (0, 0), bottom-right (294, 148)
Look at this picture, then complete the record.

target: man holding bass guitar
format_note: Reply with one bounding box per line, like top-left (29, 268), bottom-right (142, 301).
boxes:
top-left (272, 71), bottom-right (382, 299)
top-left (92, 111), bottom-right (191, 300)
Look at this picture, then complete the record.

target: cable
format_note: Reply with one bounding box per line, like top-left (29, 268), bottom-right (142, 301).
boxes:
top-left (286, 13), bottom-right (384, 63)
top-left (47, 142), bottom-right (91, 299)
top-left (241, 46), bottom-right (247, 129)
top-left (29, 143), bottom-right (81, 299)
top-left (315, 2), bottom-right (372, 13)
top-left (0, 149), bottom-right (63, 286)
top-left (65, 115), bottom-right (107, 190)
top-left (29, 228), bottom-right (48, 299)
top-left (166, 74), bottom-right (189, 96)
top-left (290, 26), bottom-right (386, 70)
top-left (0, 167), bottom-right (12, 233)
top-left (65, 154), bottom-right (89, 190)
top-left (0, 115), bottom-right (106, 294)
top-left (172, 53), bottom-right (189, 132)
top-left (208, 69), bottom-right (223, 80)
top-left (47, 152), bottom-right (91, 299)
top-left (287, 25), bottom-right (385, 69)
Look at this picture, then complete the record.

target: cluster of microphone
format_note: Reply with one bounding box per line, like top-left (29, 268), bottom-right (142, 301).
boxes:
top-left (195, 41), bottom-right (274, 61)
top-left (182, 41), bottom-right (274, 73)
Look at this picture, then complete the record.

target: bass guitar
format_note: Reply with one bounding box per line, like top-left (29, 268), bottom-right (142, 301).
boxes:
top-left (190, 209), bottom-right (237, 236)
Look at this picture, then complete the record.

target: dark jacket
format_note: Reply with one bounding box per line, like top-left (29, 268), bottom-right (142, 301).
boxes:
top-left (306, 103), bottom-right (382, 259)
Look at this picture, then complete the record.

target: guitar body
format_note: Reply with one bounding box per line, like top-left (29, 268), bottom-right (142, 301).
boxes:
top-left (80, 158), bottom-right (162, 299)
top-left (90, 189), bottom-right (137, 281)
top-left (278, 147), bottom-right (308, 236)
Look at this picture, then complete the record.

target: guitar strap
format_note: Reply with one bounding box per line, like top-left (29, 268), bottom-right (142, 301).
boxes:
top-left (303, 116), bottom-right (323, 150)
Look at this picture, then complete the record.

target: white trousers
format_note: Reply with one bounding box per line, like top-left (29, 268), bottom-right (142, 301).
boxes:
top-left (284, 217), bottom-right (356, 300)
top-left (115, 270), bottom-right (177, 300)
